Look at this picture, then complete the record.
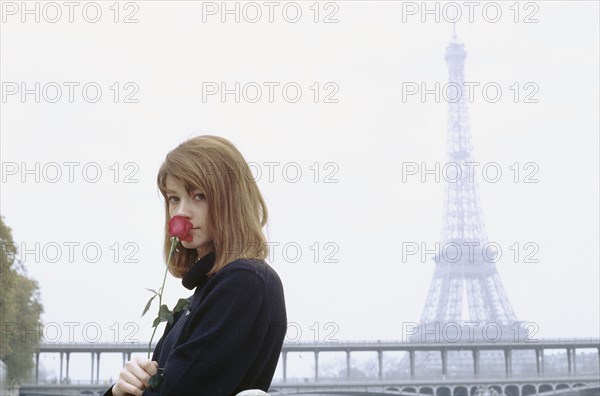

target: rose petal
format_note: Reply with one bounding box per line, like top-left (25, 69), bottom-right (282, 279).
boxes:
top-left (168, 216), bottom-right (194, 241)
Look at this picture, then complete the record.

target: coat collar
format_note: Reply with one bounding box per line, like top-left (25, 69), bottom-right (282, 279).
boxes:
top-left (182, 251), bottom-right (216, 290)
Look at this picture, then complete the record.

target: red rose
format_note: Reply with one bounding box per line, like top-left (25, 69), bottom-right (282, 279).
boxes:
top-left (142, 214), bottom-right (195, 384)
top-left (168, 215), bottom-right (193, 242)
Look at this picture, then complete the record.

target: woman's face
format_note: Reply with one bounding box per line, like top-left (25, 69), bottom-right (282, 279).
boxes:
top-left (165, 175), bottom-right (213, 258)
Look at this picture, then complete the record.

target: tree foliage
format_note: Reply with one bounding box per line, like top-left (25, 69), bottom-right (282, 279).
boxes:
top-left (0, 215), bottom-right (44, 383)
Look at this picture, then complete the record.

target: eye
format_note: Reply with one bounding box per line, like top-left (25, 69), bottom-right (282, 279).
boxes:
top-left (167, 196), bottom-right (179, 203)
top-left (194, 193), bottom-right (206, 200)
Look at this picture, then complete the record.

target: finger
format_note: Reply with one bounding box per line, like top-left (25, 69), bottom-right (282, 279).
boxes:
top-left (129, 363), bottom-right (152, 387)
top-left (132, 366), bottom-right (150, 389)
top-left (139, 357), bottom-right (158, 376)
top-left (120, 382), bottom-right (143, 396)
top-left (110, 384), bottom-right (125, 396)
top-left (146, 363), bottom-right (158, 376)
top-left (114, 377), bottom-right (143, 396)
top-left (121, 370), bottom-right (145, 390)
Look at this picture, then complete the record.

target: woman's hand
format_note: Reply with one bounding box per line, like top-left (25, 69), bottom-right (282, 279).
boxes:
top-left (111, 356), bottom-right (158, 396)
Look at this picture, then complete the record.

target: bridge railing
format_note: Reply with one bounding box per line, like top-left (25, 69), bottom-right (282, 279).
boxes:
top-left (28, 339), bottom-right (600, 387)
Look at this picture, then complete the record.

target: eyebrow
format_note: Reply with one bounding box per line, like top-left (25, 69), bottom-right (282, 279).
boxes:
top-left (165, 187), bottom-right (201, 194)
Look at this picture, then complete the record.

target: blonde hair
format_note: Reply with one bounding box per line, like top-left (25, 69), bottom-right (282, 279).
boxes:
top-left (157, 135), bottom-right (268, 278)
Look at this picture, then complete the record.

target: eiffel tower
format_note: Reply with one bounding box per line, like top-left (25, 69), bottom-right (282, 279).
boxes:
top-left (398, 26), bottom-right (538, 381)
top-left (411, 27), bottom-right (528, 345)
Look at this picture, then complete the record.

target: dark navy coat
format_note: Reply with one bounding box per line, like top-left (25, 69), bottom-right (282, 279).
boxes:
top-left (103, 252), bottom-right (287, 396)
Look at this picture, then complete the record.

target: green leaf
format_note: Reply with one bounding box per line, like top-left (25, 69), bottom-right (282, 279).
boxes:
top-left (166, 313), bottom-right (174, 325)
top-left (141, 295), bottom-right (157, 317)
top-left (148, 371), bottom-right (164, 391)
top-left (151, 304), bottom-right (175, 327)
top-left (172, 298), bottom-right (190, 314)
top-left (158, 304), bottom-right (171, 317)
top-left (145, 288), bottom-right (159, 295)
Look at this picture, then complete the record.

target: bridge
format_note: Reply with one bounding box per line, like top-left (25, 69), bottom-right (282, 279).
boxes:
top-left (17, 339), bottom-right (600, 395)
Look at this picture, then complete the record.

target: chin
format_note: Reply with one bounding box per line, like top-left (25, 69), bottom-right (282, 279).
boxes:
top-left (181, 240), bottom-right (200, 250)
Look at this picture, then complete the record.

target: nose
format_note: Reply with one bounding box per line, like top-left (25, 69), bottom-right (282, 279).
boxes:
top-left (175, 198), bottom-right (192, 218)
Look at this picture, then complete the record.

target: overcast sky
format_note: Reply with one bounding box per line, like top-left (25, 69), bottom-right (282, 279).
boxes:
top-left (1, 0), bottom-right (598, 382)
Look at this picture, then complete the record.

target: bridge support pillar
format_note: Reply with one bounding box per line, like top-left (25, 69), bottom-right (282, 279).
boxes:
top-left (91, 352), bottom-right (95, 384)
top-left (58, 352), bottom-right (64, 384)
top-left (314, 351), bottom-right (319, 382)
top-left (65, 352), bottom-right (70, 383)
top-left (567, 348), bottom-right (572, 375)
top-left (122, 352), bottom-right (126, 367)
top-left (58, 352), bottom-right (63, 384)
top-left (535, 349), bottom-right (543, 376)
top-left (282, 351), bottom-right (287, 383)
top-left (441, 349), bottom-right (447, 378)
top-left (409, 350), bottom-right (415, 379)
top-left (35, 352), bottom-right (39, 383)
top-left (504, 349), bottom-right (512, 377)
top-left (473, 349), bottom-right (480, 378)
top-left (377, 350), bottom-right (382, 380)
top-left (346, 350), bottom-right (350, 379)
top-left (96, 352), bottom-right (101, 384)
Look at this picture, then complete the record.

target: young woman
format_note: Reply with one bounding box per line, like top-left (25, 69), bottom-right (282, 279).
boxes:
top-left (104, 135), bottom-right (287, 396)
